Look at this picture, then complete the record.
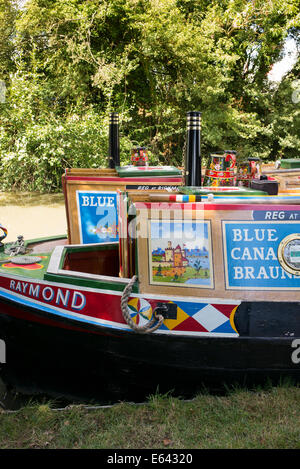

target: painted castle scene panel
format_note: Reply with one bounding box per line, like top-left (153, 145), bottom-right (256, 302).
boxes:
top-left (149, 220), bottom-right (213, 288)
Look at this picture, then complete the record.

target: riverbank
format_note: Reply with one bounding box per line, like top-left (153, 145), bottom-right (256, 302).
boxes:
top-left (0, 192), bottom-right (67, 243)
top-left (0, 385), bottom-right (299, 449)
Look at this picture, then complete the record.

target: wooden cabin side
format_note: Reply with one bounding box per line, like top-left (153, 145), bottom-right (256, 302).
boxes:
top-left (132, 198), bottom-right (300, 302)
top-left (62, 243), bottom-right (120, 278)
top-left (42, 188), bottom-right (300, 309)
top-left (62, 169), bottom-right (183, 245)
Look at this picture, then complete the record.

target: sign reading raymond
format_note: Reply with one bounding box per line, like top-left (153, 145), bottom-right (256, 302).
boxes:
top-left (76, 191), bottom-right (119, 244)
top-left (223, 221), bottom-right (300, 289)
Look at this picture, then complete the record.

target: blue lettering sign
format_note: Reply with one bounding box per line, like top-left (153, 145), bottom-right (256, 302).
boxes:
top-left (223, 221), bottom-right (300, 289)
top-left (76, 191), bottom-right (119, 244)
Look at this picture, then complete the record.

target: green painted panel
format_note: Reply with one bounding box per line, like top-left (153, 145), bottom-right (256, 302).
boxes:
top-left (180, 186), bottom-right (268, 196)
top-left (44, 272), bottom-right (139, 293)
top-left (280, 159), bottom-right (300, 169)
top-left (0, 253), bottom-right (51, 279)
top-left (115, 165), bottom-right (182, 177)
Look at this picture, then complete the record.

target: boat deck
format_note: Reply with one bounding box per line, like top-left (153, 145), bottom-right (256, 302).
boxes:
top-left (0, 252), bottom-right (51, 280)
top-left (0, 236), bottom-right (67, 280)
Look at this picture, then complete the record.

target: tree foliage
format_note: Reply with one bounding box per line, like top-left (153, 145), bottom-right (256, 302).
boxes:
top-left (0, 0), bottom-right (299, 191)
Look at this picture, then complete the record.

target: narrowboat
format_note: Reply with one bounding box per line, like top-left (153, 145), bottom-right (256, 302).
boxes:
top-left (0, 112), bottom-right (300, 404)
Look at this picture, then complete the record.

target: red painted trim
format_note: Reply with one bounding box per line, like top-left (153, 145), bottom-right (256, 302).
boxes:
top-left (203, 203), bottom-right (300, 211)
top-left (65, 176), bottom-right (182, 183)
top-left (135, 202), bottom-right (300, 211)
top-left (0, 299), bottom-right (110, 336)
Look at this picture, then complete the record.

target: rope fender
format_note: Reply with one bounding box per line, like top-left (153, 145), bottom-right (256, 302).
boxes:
top-left (121, 275), bottom-right (164, 333)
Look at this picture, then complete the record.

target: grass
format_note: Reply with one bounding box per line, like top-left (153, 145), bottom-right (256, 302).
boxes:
top-left (0, 384), bottom-right (300, 449)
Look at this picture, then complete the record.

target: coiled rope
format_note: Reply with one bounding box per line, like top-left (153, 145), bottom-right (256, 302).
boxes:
top-left (121, 275), bottom-right (164, 333)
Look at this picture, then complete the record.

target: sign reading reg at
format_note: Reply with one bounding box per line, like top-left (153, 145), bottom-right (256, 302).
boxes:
top-left (76, 191), bottom-right (119, 244)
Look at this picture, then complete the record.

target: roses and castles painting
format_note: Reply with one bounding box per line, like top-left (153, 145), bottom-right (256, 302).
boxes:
top-left (149, 220), bottom-right (213, 288)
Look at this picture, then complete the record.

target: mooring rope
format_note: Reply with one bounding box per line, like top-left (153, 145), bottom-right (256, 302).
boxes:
top-left (121, 275), bottom-right (164, 333)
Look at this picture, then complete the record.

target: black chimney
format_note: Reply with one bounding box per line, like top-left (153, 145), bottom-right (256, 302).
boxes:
top-left (108, 112), bottom-right (120, 168)
top-left (185, 111), bottom-right (201, 186)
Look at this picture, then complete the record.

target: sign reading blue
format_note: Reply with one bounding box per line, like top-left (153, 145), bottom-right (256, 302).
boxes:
top-left (223, 221), bottom-right (300, 289)
top-left (76, 191), bottom-right (118, 244)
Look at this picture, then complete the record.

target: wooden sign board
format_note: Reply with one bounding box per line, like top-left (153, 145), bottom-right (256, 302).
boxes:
top-left (135, 201), bottom-right (300, 303)
top-left (62, 168), bottom-right (183, 244)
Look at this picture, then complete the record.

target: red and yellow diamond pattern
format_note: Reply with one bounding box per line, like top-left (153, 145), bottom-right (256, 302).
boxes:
top-left (128, 298), bottom-right (239, 336)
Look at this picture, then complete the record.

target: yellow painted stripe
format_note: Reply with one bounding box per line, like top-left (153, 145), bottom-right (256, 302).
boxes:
top-left (230, 305), bottom-right (239, 334)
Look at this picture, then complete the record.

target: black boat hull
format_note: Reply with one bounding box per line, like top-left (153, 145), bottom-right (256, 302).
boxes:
top-left (0, 297), bottom-right (299, 404)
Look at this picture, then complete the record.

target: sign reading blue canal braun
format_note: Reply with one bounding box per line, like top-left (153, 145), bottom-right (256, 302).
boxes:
top-left (223, 221), bottom-right (300, 289)
top-left (76, 191), bottom-right (118, 244)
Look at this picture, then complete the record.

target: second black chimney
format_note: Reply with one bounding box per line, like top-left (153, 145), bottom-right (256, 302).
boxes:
top-left (185, 111), bottom-right (202, 186)
top-left (108, 112), bottom-right (120, 168)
